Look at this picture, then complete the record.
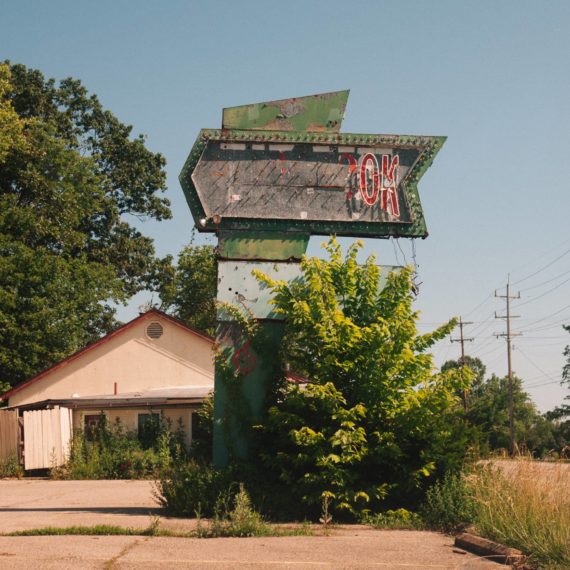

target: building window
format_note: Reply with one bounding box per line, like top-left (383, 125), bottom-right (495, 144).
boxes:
top-left (137, 412), bottom-right (160, 448)
top-left (146, 322), bottom-right (163, 339)
top-left (83, 413), bottom-right (106, 441)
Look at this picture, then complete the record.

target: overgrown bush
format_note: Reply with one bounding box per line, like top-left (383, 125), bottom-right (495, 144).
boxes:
top-left (251, 238), bottom-right (471, 518)
top-left (154, 459), bottom-right (229, 516)
top-left (420, 471), bottom-right (475, 533)
top-left (60, 414), bottom-right (186, 479)
top-left (0, 453), bottom-right (23, 478)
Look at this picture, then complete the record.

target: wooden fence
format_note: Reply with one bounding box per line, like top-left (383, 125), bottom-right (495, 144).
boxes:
top-left (23, 407), bottom-right (72, 470)
top-left (0, 409), bottom-right (19, 462)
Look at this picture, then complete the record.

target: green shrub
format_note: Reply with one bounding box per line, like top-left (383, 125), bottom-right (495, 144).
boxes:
top-left (154, 459), bottom-right (228, 516)
top-left (0, 454), bottom-right (23, 478)
top-left (252, 238), bottom-right (471, 518)
top-left (209, 484), bottom-right (272, 537)
top-left (59, 414), bottom-right (186, 480)
top-left (363, 508), bottom-right (423, 530)
top-left (420, 472), bottom-right (475, 533)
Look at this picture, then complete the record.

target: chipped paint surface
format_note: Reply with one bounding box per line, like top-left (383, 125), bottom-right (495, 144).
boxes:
top-left (191, 141), bottom-right (418, 225)
top-left (179, 129), bottom-right (445, 239)
top-left (217, 261), bottom-right (401, 320)
top-left (222, 91), bottom-right (349, 132)
top-left (218, 231), bottom-right (309, 260)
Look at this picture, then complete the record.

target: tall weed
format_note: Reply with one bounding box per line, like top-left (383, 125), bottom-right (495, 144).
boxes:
top-left (209, 484), bottom-right (271, 537)
top-left (0, 454), bottom-right (23, 478)
top-left (420, 471), bottom-right (475, 532)
top-left (469, 460), bottom-right (570, 568)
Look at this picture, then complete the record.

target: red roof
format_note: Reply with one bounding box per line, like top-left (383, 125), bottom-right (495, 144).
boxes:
top-left (0, 309), bottom-right (214, 402)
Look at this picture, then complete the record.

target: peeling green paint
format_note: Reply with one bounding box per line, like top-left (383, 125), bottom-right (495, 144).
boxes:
top-left (218, 231), bottom-right (309, 260)
top-left (222, 90), bottom-right (349, 132)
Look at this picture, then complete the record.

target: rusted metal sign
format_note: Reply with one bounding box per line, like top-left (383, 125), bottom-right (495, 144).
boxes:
top-left (179, 91), bottom-right (446, 467)
top-left (180, 134), bottom-right (444, 239)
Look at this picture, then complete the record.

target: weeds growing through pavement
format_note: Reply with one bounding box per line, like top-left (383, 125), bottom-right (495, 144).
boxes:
top-left (363, 508), bottom-right (424, 530)
top-left (469, 460), bottom-right (570, 569)
top-left (0, 454), bottom-right (23, 478)
top-left (319, 492), bottom-right (333, 536)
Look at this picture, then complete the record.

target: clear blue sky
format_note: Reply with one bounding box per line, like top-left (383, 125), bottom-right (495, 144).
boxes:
top-left (3, 0), bottom-right (569, 411)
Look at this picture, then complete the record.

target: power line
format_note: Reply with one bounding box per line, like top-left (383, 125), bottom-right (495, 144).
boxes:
top-left (468, 312), bottom-right (496, 336)
top-left (520, 302), bottom-right (570, 330)
top-left (507, 237), bottom-right (570, 278)
top-left (472, 342), bottom-right (503, 360)
top-left (516, 347), bottom-right (559, 385)
top-left (464, 292), bottom-right (494, 318)
top-left (525, 378), bottom-right (563, 389)
top-left (519, 267), bottom-right (570, 293)
top-left (511, 248), bottom-right (570, 286)
top-left (514, 277), bottom-right (570, 308)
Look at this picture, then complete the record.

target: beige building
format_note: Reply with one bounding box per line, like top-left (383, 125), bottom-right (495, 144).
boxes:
top-left (1, 310), bottom-right (214, 445)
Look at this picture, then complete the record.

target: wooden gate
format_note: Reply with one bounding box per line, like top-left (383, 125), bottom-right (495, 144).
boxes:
top-left (0, 409), bottom-right (20, 462)
top-left (23, 407), bottom-right (72, 470)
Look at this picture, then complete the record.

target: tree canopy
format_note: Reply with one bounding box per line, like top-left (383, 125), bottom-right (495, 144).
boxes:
top-left (158, 239), bottom-right (217, 336)
top-left (442, 355), bottom-right (565, 456)
top-left (0, 62), bottom-right (171, 387)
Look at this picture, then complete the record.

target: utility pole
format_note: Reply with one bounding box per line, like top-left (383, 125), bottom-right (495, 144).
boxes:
top-left (450, 317), bottom-right (473, 411)
top-left (495, 281), bottom-right (521, 456)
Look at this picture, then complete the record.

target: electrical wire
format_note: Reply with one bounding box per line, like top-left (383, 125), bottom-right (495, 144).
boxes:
top-left (516, 347), bottom-right (559, 384)
top-left (463, 292), bottom-right (495, 318)
top-left (519, 267), bottom-right (570, 293)
top-left (513, 277), bottom-right (570, 308)
top-left (390, 238), bottom-right (401, 266)
top-left (511, 248), bottom-right (570, 286)
top-left (519, 303), bottom-right (570, 330)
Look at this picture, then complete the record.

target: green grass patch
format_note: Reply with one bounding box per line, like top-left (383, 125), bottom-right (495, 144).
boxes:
top-left (9, 525), bottom-right (153, 537)
top-left (5, 524), bottom-right (312, 539)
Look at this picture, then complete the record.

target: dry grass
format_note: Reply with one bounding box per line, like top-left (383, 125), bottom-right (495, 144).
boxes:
top-left (468, 459), bottom-right (570, 568)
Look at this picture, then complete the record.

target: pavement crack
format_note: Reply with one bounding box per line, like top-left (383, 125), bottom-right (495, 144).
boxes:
top-left (103, 537), bottom-right (148, 569)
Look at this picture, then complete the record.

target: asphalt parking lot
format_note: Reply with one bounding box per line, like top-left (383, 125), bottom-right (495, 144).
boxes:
top-left (0, 479), bottom-right (500, 569)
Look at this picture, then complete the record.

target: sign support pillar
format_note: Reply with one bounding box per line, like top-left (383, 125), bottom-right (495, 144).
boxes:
top-left (213, 233), bottom-right (309, 468)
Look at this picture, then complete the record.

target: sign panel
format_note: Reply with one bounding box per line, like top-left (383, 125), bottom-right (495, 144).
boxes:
top-left (217, 260), bottom-right (400, 320)
top-left (180, 130), bottom-right (445, 238)
top-left (193, 141), bottom-right (419, 222)
top-left (222, 90), bottom-right (349, 133)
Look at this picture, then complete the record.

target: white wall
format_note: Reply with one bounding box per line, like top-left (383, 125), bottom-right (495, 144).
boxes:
top-left (9, 314), bottom-right (214, 407)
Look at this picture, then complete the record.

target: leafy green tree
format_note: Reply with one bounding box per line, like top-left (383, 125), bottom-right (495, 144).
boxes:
top-left (563, 324), bottom-right (570, 386)
top-left (462, 373), bottom-right (557, 456)
top-left (158, 239), bottom-right (217, 336)
top-left (551, 324), bottom-right (570, 421)
top-left (543, 325), bottom-right (570, 452)
top-left (0, 62), bottom-right (171, 387)
top-left (253, 238), bottom-right (470, 517)
top-left (441, 356), bottom-right (486, 394)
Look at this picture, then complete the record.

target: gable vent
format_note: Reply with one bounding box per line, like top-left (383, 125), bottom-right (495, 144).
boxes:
top-left (146, 322), bottom-right (164, 339)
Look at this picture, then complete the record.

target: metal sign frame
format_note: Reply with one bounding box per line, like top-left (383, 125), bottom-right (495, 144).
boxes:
top-left (179, 129), bottom-right (445, 239)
